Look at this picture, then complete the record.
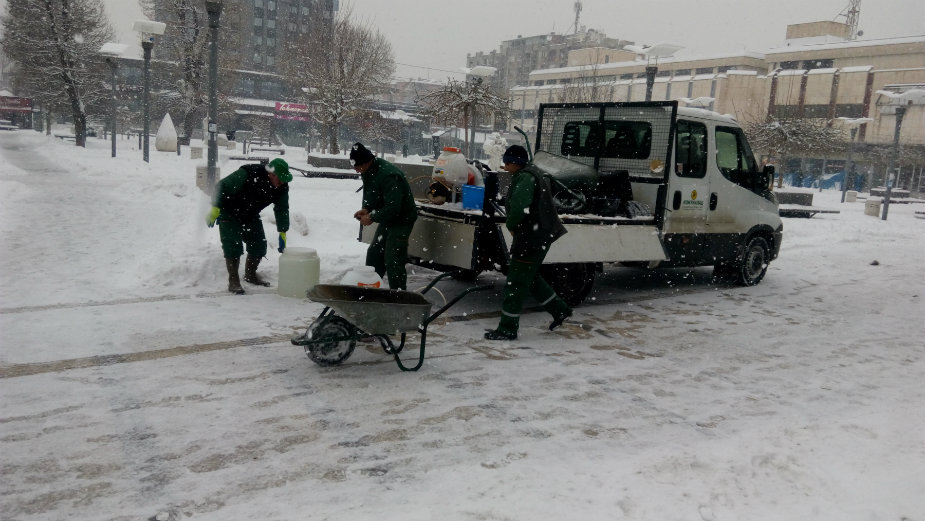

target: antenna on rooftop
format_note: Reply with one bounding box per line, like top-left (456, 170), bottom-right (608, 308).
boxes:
top-left (836, 0), bottom-right (861, 40)
top-left (570, 0), bottom-right (583, 35)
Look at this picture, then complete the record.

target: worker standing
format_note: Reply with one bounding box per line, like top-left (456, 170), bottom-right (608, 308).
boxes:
top-left (350, 143), bottom-right (418, 290)
top-left (484, 145), bottom-right (572, 340)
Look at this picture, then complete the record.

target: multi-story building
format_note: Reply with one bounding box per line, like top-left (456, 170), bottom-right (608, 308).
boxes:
top-left (507, 21), bottom-right (925, 188)
top-left (467, 28), bottom-right (633, 94)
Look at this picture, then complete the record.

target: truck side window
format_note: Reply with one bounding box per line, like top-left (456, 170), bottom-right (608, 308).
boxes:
top-left (675, 120), bottom-right (707, 178)
top-left (716, 126), bottom-right (758, 188)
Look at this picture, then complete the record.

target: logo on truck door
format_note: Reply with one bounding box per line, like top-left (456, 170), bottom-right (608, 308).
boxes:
top-left (682, 189), bottom-right (704, 209)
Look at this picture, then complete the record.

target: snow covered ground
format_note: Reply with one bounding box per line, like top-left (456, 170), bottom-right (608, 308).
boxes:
top-left (1, 130), bottom-right (923, 521)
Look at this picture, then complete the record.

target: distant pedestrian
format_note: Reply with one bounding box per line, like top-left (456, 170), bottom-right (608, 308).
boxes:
top-left (485, 145), bottom-right (571, 340)
top-left (350, 142), bottom-right (418, 290)
top-left (206, 158), bottom-right (291, 294)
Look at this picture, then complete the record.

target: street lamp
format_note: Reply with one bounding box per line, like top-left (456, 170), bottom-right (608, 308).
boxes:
top-left (625, 43), bottom-right (683, 102)
top-left (132, 20), bottom-right (166, 163)
top-left (205, 1), bottom-right (223, 192)
top-left (836, 117), bottom-right (872, 203)
top-left (875, 88), bottom-right (925, 220)
top-left (463, 66), bottom-right (497, 159)
top-left (99, 42), bottom-right (127, 158)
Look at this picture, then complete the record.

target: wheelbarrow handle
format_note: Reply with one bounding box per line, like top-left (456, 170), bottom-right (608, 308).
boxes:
top-left (419, 270), bottom-right (464, 295)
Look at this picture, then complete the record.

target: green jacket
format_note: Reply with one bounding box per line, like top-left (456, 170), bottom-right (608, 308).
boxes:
top-left (213, 164), bottom-right (289, 232)
top-left (361, 158), bottom-right (417, 227)
top-left (505, 164), bottom-right (566, 257)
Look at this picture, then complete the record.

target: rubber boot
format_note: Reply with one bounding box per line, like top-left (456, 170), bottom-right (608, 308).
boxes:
top-left (226, 257), bottom-right (245, 295)
top-left (243, 255), bottom-right (271, 287)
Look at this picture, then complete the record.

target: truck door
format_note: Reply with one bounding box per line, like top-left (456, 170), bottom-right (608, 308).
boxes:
top-left (664, 119), bottom-right (710, 264)
top-left (708, 126), bottom-right (760, 232)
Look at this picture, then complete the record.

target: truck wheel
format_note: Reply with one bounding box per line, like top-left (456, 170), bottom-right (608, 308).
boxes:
top-left (304, 315), bottom-right (356, 366)
top-left (541, 263), bottom-right (595, 306)
top-left (736, 236), bottom-right (769, 286)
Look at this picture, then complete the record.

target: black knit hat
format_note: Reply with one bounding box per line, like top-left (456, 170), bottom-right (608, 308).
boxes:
top-left (349, 142), bottom-right (375, 166)
top-left (502, 145), bottom-right (529, 166)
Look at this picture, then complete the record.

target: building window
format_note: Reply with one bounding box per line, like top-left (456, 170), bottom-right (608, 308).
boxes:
top-left (254, 0), bottom-right (263, 6)
top-left (534, 80), bottom-right (545, 86)
top-left (802, 58), bottom-right (834, 70)
top-left (717, 65), bottom-right (736, 73)
top-left (267, 55), bottom-right (275, 66)
top-left (253, 17), bottom-right (263, 27)
top-left (267, 1), bottom-right (275, 10)
top-left (657, 70), bottom-right (671, 77)
top-left (696, 67), bottom-right (714, 74)
top-left (253, 54), bottom-right (262, 63)
top-left (673, 69), bottom-right (690, 76)
top-left (266, 19), bottom-right (276, 29)
top-left (779, 61), bottom-right (800, 70)
top-left (835, 104), bottom-right (864, 118)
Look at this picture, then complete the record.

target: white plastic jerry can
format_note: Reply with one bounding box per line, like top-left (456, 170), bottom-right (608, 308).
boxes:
top-left (277, 247), bottom-right (321, 298)
top-left (340, 266), bottom-right (383, 288)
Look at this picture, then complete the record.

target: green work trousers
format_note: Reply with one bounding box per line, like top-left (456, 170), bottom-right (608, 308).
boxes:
top-left (366, 223), bottom-right (413, 290)
top-left (218, 215), bottom-right (267, 259)
top-left (496, 251), bottom-right (571, 335)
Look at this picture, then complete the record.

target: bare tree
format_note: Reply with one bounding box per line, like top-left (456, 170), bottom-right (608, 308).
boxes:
top-left (1, 0), bottom-right (114, 146)
top-left (418, 77), bottom-right (509, 157)
top-left (279, 8), bottom-right (394, 155)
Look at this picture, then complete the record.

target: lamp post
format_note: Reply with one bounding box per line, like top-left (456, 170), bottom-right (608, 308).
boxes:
top-left (205, 1), bottom-right (223, 192)
top-left (99, 43), bottom-right (127, 158)
top-left (132, 20), bottom-right (166, 163)
top-left (626, 43), bottom-right (683, 102)
top-left (836, 117), bottom-right (872, 203)
top-left (875, 88), bottom-right (925, 220)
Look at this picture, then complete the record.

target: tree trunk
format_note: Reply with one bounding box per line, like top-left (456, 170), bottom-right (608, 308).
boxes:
top-left (328, 124), bottom-right (339, 155)
top-left (463, 106), bottom-right (470, 158)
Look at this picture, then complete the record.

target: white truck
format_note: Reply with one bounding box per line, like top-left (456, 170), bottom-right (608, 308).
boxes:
top-left (363, 101), bottom-right (783, 305)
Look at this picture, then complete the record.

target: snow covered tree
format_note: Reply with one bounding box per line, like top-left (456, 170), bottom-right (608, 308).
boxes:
top-left (1, 0), bottom-right (114, 147)
top-left (418, 77), bottom-right (509, 157)
top-left (140, 0), bottom-right (245, 143)
top-left (279, 8), bottom-right (394, 155)
top-left (743, 116), bottom-right (845, 187)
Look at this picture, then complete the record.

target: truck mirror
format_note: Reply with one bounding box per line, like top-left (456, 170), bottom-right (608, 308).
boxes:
top-left (762, 165), bottom-right (775, 189)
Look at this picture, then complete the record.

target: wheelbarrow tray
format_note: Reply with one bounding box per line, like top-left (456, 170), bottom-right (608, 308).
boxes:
top-left (307, 284), bottom-right (432, 335)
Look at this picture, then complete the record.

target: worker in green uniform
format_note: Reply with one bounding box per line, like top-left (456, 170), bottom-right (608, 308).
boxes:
top-left (206, 157), bottom-right (291, 294)
top-left (485, 145), bottom-right (572, 340)
top-left (350, 142), bottom-right (418, 290)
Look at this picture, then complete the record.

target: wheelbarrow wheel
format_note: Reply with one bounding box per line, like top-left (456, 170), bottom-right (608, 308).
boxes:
top-left (304, 315), bottom-right (357, 366)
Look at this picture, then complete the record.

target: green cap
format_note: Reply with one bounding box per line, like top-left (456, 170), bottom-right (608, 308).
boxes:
top-left (267, 158), bottom-right (292, 183)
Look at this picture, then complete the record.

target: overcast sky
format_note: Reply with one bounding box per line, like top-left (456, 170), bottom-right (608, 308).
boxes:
top-left (2, 0), bottom-right (922, 80)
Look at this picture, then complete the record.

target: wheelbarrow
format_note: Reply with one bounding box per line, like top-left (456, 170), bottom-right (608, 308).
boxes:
top-left (292, 271), bottom-right (493, 371)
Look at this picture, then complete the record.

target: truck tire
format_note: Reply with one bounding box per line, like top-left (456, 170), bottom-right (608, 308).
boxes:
top-left (736, 236), bottom-right (769, 286)
top-left (541, 263), bottom-right (595, 306)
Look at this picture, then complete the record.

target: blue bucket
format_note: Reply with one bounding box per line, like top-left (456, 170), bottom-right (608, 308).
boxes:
top-left (461, 185), bottom-right (485, 210)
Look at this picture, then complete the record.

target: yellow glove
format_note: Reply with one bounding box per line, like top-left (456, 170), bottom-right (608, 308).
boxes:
top-left (278, 232), bottom-right (287, 253)
top-left (206, 206), bottom-right (220, 227)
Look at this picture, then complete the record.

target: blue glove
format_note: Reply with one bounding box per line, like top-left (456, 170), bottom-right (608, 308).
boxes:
top-left (206, 206), bottom-right (220, 228)
top-left (278, 232), bottom-right (287, 253)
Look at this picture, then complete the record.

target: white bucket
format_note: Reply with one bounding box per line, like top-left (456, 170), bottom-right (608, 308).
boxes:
top-left (341, 266), bottom-right (383, 288)
top-left (277, 247), bottom-right (320, 298)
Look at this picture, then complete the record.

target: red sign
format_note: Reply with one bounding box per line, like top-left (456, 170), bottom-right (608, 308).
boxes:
top-left (275, 102), bottom-right (311, 121)
top-left (0, 96), bottom-right (32, 112)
